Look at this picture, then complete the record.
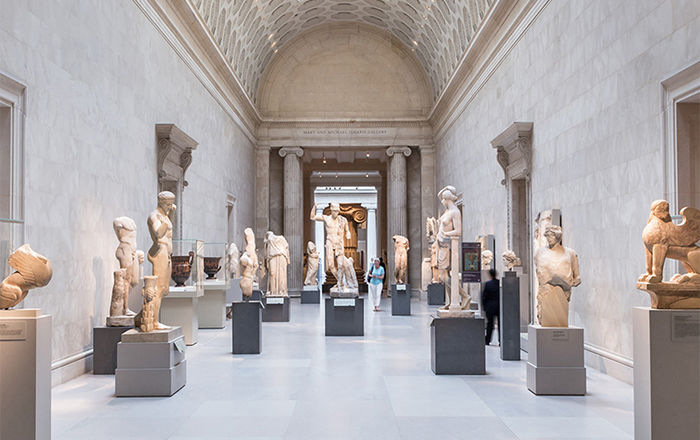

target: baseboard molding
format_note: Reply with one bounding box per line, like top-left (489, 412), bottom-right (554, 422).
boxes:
top-left (51, 349), bottom-right (93, 387)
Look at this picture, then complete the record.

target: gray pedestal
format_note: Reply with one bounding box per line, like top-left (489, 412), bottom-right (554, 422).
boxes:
top-left (232, 301), bottom-right (263, 354)
top-left (430, 316), bottom-right (485, 375)
top-left (0, 309), bottom-right (51, 440)
top-left (427, 283), bottom-right (444, 305)
top-left (633, 307), bottom-right (700, 440)
top-left (93, 326), bottom-right (132, 374)
top-left (115, 327), bottom-right (186, 397)
top-left (325, 297), bottom-right (364, 336)
top-left (391, 284), bottom-right (411, 315)
top-left (500, 271), bottom-right (521, 361)
top-left (262, 296), bottom-right (290, 322)
top-left (301, 286), bottom-right (320, 304)
top-left (250, 289), bottom-right (263, 301)
top-left (526, 325), bottom-right (585, 395)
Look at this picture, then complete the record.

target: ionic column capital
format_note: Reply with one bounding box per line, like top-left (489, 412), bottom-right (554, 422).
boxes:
top-left (386, 146), bottom-right (412, 158)
top-left (279, 146), bottom-right (304, 158)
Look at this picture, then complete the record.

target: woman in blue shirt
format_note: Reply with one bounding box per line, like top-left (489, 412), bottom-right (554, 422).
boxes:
top-left (367, 258), bottom-right (385, 311)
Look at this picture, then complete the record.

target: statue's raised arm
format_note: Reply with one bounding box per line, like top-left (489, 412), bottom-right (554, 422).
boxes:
top-left (310, 203), bottom-right (324, 222)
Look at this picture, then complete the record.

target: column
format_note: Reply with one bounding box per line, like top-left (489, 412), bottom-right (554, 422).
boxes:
top-left (279, 147), bottom-right (304, 294)
top-left (363, 204), bottom-right (378, 270)
top-left (314, 205), bottom-right (326, 285)
top-left (255, 146), bottom-right (270, 248)
top-left (419, 146), bottom-right (436, 258)
top-left (386, 146), bottom-right (411, 285)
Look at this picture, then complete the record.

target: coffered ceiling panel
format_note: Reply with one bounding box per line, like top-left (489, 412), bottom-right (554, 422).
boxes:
top-left (191, 0), bottom-right (495, 103)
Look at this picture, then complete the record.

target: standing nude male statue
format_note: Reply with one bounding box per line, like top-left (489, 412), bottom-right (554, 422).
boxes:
top-left (310, 202), bottom-right (351, 289)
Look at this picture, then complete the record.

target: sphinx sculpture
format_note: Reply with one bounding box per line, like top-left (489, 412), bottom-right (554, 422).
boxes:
top-left (304, 241), bottom-right (319, 286)
top-left (134, 191), bottom-right (175, 331)
top-left (264, 232), bottom-right (290, 297)
top-left (636, 200), bottom-right (700, 308)
top-left (426, 217), bottom-right (439, 284)
top-left (0, 244), bottom-right (53, 309)
top-left (436, 186), bottom-right (472, 316)
top-left (226, 243), bottom-right (240, 279)
top-left (239, 228), bottom-right (258, 300)
top-left (393, 235), bottom-right (409, 284)
top-left (481, 250), bottom-right (494, 270)
top-left (502, 250), bottom-right (521, 271)
top-left (534, 225), bottom-right (581, 327)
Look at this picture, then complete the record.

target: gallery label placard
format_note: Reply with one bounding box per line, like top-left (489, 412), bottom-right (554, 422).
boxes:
top-left (671, 313), bottom-right (700, 342)
top-left (266, 297), bottom-right (285, 305)
top-left (551, 329), bottom-right (569, 341)
top-left (0, 321), bottom-right (27, 341)
top-left (334, 299), bottom-right (355, 307)
top-left (396, 284), bottom-right (406, 291)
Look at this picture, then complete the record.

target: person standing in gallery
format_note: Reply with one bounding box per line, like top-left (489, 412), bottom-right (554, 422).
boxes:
top-left (367, 258), bottom-right (385, 311)
top-left (482, 269), bottom-right (500, 345)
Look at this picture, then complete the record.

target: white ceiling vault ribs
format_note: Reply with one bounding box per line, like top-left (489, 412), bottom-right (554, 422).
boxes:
top-left (190, 0), bottom-right (495, 103)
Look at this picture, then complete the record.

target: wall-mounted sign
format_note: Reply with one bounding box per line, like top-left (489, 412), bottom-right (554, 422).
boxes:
top-left (461, 242), bottom-right (481, 283)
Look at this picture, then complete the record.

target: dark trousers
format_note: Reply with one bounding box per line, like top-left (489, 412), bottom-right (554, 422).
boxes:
top-left (484, 306), bottom-right (499, 344)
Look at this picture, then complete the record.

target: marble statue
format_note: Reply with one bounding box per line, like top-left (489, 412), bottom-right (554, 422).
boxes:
top-left (534, 225), bottom-right (581, 327)
top-left (0, 244), bottom-right (53, 309)
top-left (139, 276), bottom-right (158, 332)
top-left (393, 235), bottom-right (409, 284)
top-left (502, 250), bottom-right (521, 271)
top-left (226, 243), bottom-right (240, 279)
top-left (135, 191), bottom-right (175, 330)
top-left (310, 202), bottom-right (351, 290)
top-left (426, 216), bottom-right (439, 283)
top-left (435, 186), bottom-right (472, 316)
top-left (303, 241), bottom-right (319, 286)
top-left (239, 228), bottom-right (259, 299)
top-left (481, 250), bottom-right (494, 270)
top-left (636, 200), bottom-right (700, 308)
top-left (264, 232), bottom-right (290, 296)
top-left (108, 216), bottom-right (142, 325)
top-left (336, 255), bottom-right (358, 292)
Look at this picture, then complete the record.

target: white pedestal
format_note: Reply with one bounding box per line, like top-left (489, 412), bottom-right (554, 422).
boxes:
top-left (161, 286), bottom-right (203, 345)
top-left (0, 309), bottom-right (51, 440)
top-left (526, 325), bottom-right (586, 395)
top-left (226, 277), bottom-right (243, 303)
top-left (199, 280), bottom-right (227, 329)
top-left (633, 307), bottom-right (700, 440)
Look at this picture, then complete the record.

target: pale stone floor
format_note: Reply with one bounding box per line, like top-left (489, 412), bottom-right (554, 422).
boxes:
top-left (52, 299), bottom-right (634, 439)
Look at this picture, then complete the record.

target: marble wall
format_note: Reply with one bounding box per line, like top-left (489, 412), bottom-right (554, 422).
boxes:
top-left (436, 0), bottom-right (700, 381)
top-left (0, 0), bottom-right (255, 382)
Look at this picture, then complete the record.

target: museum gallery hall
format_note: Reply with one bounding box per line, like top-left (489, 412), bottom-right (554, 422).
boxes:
top-left (1, 0), bottom-right (699, 439)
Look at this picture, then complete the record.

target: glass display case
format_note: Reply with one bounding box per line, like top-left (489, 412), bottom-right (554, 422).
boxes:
top-left (202, 242), bottom-right (228, 283)
top-left (171, 239), bottom-right (204, 290)
top-left (0, 218), bottom-right (24, 281)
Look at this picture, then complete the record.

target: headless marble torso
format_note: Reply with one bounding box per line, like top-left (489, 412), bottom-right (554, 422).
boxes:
top-left (534, 245), bottom-right (580, 327)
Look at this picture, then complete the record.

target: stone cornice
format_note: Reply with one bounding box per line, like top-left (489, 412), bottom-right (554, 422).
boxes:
top-left (429, 0), bottom-right (549, 141)
top-left (133, 0), bottom-right (261, 143)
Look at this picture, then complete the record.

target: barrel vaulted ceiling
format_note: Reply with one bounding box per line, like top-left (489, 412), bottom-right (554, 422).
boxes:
top-left (191, 0), bottom-right (495, 104)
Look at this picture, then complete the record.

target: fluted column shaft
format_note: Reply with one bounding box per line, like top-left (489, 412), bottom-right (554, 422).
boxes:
top-left (279, 147), bottom-right (304, 294)
top-left (386, 146), bottom-right (411, 285)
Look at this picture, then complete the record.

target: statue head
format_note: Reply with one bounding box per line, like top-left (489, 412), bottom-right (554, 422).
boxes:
top-left (244, 228), bottom-right (255, 245)
top-left (544, 225), bottom-right (563, 247)
top-left (136, 250), bottom-right (145, 265)
top-left (157, 191), bottom-right (176, 214)
top-left (438, 185), bottom-right (458, 207)
top-left (502, 250), bottom-right (520, 270)
top-left (330, 202), bottom-right (340, 218)
top-left (481, 249), bottom-right (493, 266)
top-left (650, 200), bottom-right (672, 222)
top-left (307, 241), bottom-right (316, 254)
top-left (264, 231), bottom-right (274, 243)
top-left (113, 217), bottom-right (137, 243)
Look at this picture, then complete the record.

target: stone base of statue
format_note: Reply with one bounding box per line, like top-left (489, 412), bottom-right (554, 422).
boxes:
top-left (232, 301), bottom-right (263, 354)
top-left (436, 308), bottom-right (475, 318)
top-left (161, 286), bottom-right (202, 346)
top-left (325, 297), bottom-right (364, 336)
top-left (93, 325), bottom-right (132, 374)
top-left (262, 295), bottom-right (290, 322)
top-left (500, 271), bottom-right (521, 361)
top-left (115, 327), bottom-right (186, 397)
top-left (427, 283), bottom-right (444, 305)
top-left (198, 280), bottom-right (227, 329)
top-left (301, 285), bottom-right (321, 304)
top-left (633, 307), bottom-right (699, 440)
top-left (329, 288), bottom-right (359, 298)
top-left (391, 284), bottom-right (411, 316)
top-left (636, 281), bottom-right (700, 309)
top-left (430, 315), bottom-right (485, 375)
top-left (249, 289), bottom-right (263, 302)
top-left (526, 325), bottom-right (585, 395)
top-left (0, 309), bottom-right (51, 440)
top-left (106, 315), bottom-right (135, 327)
